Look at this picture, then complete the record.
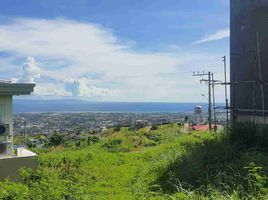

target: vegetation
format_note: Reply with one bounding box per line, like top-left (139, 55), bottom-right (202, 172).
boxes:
top-left (231, 122), bottom-right (268, 149)
top-left (2, 124), bottom-right (268, 199)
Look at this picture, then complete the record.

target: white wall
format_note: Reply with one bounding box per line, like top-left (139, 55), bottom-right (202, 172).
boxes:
top-left (0, 95), bottom-right (13, 155)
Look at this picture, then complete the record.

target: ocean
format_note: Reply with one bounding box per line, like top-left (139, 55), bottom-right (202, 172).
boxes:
top-left (13, 99), bottom-right (224, 113)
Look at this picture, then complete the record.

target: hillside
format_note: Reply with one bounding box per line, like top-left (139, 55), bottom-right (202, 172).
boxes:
top-left (1, 124), bottom-right (268, 199)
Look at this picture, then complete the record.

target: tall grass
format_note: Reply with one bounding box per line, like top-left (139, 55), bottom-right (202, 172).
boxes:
top-left (1, 124), bottom-right (268, 199)
top-left (230, 122), bottom-right (268, 149)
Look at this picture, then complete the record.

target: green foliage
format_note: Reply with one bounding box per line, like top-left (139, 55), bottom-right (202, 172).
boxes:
top-left (27, 141), bottom-right (37, 148)
top-left (102, 128), bottom-right (114, 136)
top-left (13, 136), bottom-right (25, 146)
top-left (102, 137), bottom-right (132, 152)
top-left (113, 125), bottom-right (121, 132)
top-left (230, 122), bottom-right (268, 149)
top-left (0, 182), bottom-right (29, 200)
top-left (230, 122), bottom-right (257, 147)
top-left (2, 124), bottom-right (268, 199)
top-left (244, 162), bottom-right (268, 194)
top-left (48, 132), bottom-right (65, 146)
top-left (87, 135), bottom-right (100, 145)
top-left (151, 124), bottom-right (158, 130)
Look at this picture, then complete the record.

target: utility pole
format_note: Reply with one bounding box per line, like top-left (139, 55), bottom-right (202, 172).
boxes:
top-left (212, 73), bottom-right (217, 131)
top-left (222, 56), bottom-right (229, 127)
top-left (208, 72), bottom-right (212, 131)
top-left (129, 116), bottom-right (132, 127)
top-left (24, 120), bottom-right (27, 147)
top-left (193, 71), bottom-right (212, 131)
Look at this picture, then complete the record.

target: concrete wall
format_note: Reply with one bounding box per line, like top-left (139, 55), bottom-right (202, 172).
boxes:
top-left (0, 156), bottom-right (37, 181)
top-left (236, 114), bottom-right (268, 124)
top-left (230, 0), bottom-right (268, 121)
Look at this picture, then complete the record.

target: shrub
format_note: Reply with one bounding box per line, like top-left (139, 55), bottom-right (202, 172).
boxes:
top-left (230, 122), bottom-right (268, 149)
top-left (151, 124), bottom-right (158, 130)
top-left (0, 182), bottom-right (30, 200)
top-left (48, 132), bottom-right (65, 146)
top-left (87, 136), bottom-right (100, 145)
top-left (102, 137), bottom-right (131, 152)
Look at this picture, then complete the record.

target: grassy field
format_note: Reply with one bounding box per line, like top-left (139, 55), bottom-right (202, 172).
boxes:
top-left (1, 124), bottom-right (268, 199)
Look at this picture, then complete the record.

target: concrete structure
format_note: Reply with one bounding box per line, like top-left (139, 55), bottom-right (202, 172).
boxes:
top-left (0, 82), bottom-right (36, 180)
top-left (0, 148), bottom-right (37, 180)
top-left (230, 0), bottom-right (268, 124)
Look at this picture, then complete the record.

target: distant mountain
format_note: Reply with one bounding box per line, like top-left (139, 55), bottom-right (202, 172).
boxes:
top-left (13, 99), bottom-right (219, 113)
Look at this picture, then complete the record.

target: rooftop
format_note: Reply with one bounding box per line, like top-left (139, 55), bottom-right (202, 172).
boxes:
top-left (0, 82), bottom-right (35, 96)
top-left (0, 147), bottom-right (37, 160)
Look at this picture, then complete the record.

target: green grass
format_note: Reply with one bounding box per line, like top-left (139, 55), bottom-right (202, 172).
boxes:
top-left (1, 124), bottom-right (268, 199)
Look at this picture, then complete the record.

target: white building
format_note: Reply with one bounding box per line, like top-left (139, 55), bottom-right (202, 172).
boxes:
top-left (0, 82), bottom-right (37, 180)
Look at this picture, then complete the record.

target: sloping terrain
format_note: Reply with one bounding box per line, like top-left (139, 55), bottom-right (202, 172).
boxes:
top-left (1, 124), bottom-right (268, 199)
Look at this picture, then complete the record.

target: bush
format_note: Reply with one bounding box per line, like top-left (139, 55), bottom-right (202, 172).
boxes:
top-left (3, 124), bottom-right (268, 199)
top-left (157, 132), bottom-right (235, 193)
top-left (113, 125), bottom-right (121, 132)
top-left (230, 122), bottom-right (268, 149)
top-left (48, 132), bottom-right (65, 146)
top-left (0, 182), bottom-right (30, 200)
top-left (145, 132), bottom-right (162, 143)
top-left (151, 124), bottom-right (158, 130)
top-left (102, 137), bottom-right (131, 152)
top-left (87, 136), bottom-right (100, 145)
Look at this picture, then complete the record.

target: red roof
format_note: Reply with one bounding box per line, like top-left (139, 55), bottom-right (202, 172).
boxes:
top-left (192, 125), bottom-right (209, 131)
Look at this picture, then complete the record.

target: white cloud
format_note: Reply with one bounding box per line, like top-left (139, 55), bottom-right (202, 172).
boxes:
top-left (193, 28), bottom-right (230, 44)
top-left (65, 78), bottom-right (120, 97)
top-left (34, 84), bottom-right (70, 96)
top-left (19, 56), bottom-right (41, 83)
top-left (0, 18), bottom-right (226, 101)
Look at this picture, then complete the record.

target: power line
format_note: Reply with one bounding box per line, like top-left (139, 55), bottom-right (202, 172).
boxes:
top-left (193, 71), bottom-right (212, 131)
top-left (193, 57), bottom-right (231, 130)
top-left (212, 73), bottom-right (217, 131)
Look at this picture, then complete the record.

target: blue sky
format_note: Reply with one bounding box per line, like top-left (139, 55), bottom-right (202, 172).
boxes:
top-left (0, 0), bottom-right (230, 102)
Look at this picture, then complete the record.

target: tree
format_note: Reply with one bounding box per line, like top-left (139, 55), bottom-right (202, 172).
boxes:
top-left (48, 132), bottom-right (65, 146)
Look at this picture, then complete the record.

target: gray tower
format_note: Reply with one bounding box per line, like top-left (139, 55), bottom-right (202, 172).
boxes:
top-left (231, 0), bottom-right (268, 124)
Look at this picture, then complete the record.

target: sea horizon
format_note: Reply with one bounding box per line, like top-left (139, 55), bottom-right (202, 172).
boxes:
top-left (14, 99), bottom-right (224, 113)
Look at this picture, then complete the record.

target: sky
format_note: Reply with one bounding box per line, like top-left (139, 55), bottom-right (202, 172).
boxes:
top-left (0, 0), bottom-right (230, 102)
